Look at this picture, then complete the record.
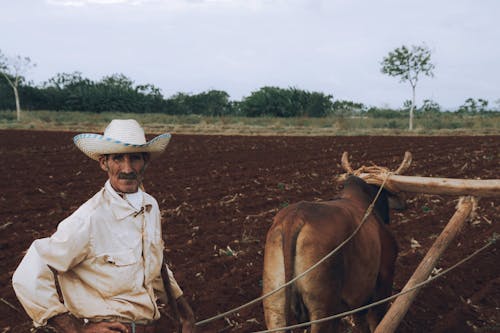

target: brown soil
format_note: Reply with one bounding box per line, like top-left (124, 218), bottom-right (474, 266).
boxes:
top-left (0, 130), bottom-right (498, 333)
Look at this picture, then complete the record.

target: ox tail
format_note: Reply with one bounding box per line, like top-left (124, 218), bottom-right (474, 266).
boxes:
top-left (282, 211), bottom-right (306, 331)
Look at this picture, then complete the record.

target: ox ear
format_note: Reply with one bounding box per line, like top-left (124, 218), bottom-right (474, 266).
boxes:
top-left (388, 192), bottom-right (406, 211)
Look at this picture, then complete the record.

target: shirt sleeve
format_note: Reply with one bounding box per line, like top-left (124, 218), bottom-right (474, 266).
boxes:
top-left (153, 264), bottom-right (184, 304)
top-left (12, 214), bottom-right (91, 326)
top-left (12, 241), bottom-right (68, 327)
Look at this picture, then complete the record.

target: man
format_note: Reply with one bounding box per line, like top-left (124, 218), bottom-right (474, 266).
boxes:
top-left (12, 119), bottom-right (196, 333)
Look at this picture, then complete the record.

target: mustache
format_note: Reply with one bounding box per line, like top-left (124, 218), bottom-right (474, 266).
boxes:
top-left (118, 172), bottom-right (138, 180)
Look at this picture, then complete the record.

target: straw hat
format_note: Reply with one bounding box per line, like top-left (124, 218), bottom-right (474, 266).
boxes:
top-left (73, 119), bottom-right (171, 161)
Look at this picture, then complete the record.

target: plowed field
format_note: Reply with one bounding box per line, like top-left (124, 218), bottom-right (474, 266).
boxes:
top-left (0, 130), bottom-right (498, 333)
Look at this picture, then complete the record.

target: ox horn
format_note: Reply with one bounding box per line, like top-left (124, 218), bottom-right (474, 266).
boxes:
top-left (341, 151), bottom-right (354, 174)
top-left (393, 151), bottom-right (412, 175)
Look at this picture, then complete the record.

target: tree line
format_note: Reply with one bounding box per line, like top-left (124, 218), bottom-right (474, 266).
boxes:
top-left (0, 71), bottom-right (339, 117)
top-left (2, 46), bottom-right (499, 122)
top-left (1, 70), bottom-right (497, 118)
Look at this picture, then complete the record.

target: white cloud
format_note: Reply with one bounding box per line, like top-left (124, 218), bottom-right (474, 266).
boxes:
top-left (46, 0), bottom-right (151, 6)
top-left (46, 0), bottom-right (273, 10)
top-left (46, 0), bottom-right (85, 6)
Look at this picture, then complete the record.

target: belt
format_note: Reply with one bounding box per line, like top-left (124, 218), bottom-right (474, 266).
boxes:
top-left (123, 322), bottom-right (156, 333)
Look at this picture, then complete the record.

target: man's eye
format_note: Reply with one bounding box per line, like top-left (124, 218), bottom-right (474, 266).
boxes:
top-left (112, 155), bottom-right (124, 161)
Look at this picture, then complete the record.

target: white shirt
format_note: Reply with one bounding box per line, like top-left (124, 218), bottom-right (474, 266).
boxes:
top-left (12, 181), bottom-right (183, 327)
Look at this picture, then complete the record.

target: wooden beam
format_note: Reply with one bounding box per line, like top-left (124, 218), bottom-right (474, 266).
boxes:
top-left (374, 196), bottom-right (476, 333)
top-left (355, 173), bottom-right (500, 197)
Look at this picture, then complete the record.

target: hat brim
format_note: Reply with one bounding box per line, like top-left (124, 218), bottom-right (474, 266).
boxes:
top-left (74, 133), bottom-right (171, 161)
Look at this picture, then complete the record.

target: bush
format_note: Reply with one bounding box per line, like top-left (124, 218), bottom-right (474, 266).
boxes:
top-left (238, 87), bottom-right (333, 117)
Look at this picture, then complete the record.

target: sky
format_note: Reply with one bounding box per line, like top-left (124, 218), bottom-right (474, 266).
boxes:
top-left (1, 0), bottom-right (499, 110)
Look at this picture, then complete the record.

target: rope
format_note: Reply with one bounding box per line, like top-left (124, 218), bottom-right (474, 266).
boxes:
top-left (252, 234), bottom-right (497, 333)
top-left (195, 173), bottom-right (392, 327)
top-left (350, 165), bottom-right (400, 194)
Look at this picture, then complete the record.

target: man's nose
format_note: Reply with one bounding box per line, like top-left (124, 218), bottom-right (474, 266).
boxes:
top-left (121, 155), bottom-right (134, 173)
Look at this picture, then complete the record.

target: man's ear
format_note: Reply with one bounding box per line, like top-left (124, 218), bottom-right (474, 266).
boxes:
top-left (98, 155), bottom-right (109, 172)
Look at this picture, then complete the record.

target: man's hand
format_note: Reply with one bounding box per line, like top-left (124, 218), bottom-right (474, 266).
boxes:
top-left (47, 313), bottom-right (130, 333)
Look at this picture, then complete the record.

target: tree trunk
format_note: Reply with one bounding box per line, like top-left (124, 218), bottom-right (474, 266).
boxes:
top-left (13, 85), bottom-right (21, 121)
top-left (409, 85), bottom-right (416, 130)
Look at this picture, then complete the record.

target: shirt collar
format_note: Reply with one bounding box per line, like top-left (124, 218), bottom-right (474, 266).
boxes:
top-left (104, 180), bottom-right (152, 220)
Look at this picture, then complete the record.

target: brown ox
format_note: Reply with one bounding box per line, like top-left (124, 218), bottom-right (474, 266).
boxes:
top-left (262, 175), bottom-right (403, 333)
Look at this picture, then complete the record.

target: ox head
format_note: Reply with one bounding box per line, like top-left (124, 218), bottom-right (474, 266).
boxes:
top-left (339, 175), bottom-right (406, 224)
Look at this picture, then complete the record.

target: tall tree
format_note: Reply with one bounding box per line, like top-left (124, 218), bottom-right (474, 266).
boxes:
top-left (381, 44), bottom-right (434, 130)
top-left (0, 50), bottom-right (36, 121)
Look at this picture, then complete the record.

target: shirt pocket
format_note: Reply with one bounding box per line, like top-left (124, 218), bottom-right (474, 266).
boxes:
top-left (92, 248), bottom-right (142, 297)
top-left (101, 252), bottom-right (137, 266)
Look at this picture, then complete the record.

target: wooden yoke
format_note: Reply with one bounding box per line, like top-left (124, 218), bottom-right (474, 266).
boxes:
top-left (339, 151), bottom-right (500, 197)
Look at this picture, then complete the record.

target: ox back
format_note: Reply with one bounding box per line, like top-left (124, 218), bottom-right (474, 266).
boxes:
top-left (262, 175), bottom-right (399, 333)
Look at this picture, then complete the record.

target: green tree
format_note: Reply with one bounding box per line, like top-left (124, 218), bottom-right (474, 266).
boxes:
top-left (240, 87), bottom-right (291, 117)
top-left (403, 99), bottom-right (413, 111)
top-left (0, 73), bottom-right (15, 109)
top-left (332, 100), bottom-right (366, 116)
top-left (303, 91), bottom-right (334, 117)
top-left (0, 49), bottom-right (36, 121)
top-left (419, 99), bottom-right (441, 114)
top-left (41, 72), bottom-right (167, 113)
top-left (194, 90), bottom-right (232, 116)
top-left (167, 92), bottom-right (192, 115)
top-left (239, 87), bottom-right (333, 117)
top-left (45, 72), bottom-right (93, 111)
top-left (381, 44), bottom-right (435, 130)
top-left (47, 71), bottom-right (85, 90)
top-left (457, 98), bottom-right (489, 114)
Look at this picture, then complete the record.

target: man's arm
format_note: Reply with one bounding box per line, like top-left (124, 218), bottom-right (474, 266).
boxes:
top-left (12, 215), bottom-right (90, 327)
top-left (12, 241), bottom-right (69, 327)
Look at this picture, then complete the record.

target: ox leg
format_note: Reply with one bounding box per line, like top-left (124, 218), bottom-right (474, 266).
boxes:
top-left (365, 279), bottom-right (392, 332)
top-left (366, 232), bottom-right (398, 332)
top-left (300, 276), bottom-right (342, 333)
top-left (294, 224), bottom-right (347, 333)
top-left (295, 257), bottom-right (343, 333)
top-left (262, 229), bottom-right (287, 332)
top-left (352, 311), bottom-right (371, 333)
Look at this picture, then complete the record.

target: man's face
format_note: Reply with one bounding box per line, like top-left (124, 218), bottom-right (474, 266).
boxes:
top-left (99, 153), bottom-right (148, 193)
